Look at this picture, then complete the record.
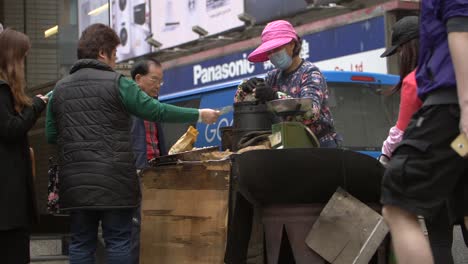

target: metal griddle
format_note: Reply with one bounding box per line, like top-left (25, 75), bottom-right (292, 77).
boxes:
top-left (148, 146), bottom-right (220, 166)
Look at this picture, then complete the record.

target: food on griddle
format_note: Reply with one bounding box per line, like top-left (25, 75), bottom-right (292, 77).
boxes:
top-left (168, 126), bottom-right (199, 155)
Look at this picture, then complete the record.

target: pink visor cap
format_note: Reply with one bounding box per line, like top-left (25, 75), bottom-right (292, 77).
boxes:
top-left (248, 20), bottom-right (298, 63)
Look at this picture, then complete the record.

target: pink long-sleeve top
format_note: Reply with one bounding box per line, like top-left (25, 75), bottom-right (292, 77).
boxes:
top-left (381, 70), bottom-right (423, 157)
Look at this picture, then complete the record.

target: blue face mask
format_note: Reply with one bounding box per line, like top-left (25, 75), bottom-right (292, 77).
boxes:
top-left (269, 49), bottom-right (292, 70)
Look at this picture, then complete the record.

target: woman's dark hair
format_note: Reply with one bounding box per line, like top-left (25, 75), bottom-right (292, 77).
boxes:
top-left (388, 38), bottom-right (419, 94)
top-left (130, 58), bottom-right (162, 80)
top-left (0, 28), bottom-right (32, 112)
top-left (77, 23), bottom-right (120, 60)
top-left (292, 35), bottom-right (302, 57)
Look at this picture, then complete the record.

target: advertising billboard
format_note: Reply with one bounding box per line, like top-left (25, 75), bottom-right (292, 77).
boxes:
top-left (150, 0), bottom-right (244, 49)
top-left (161, 16), bottom-right (387, 96)
top-left (78, 0), bottom-right (110, 36)
top-left (245, 0), bottom-right (307, 24)
top-left (111, 0), bottom-right (152, 62)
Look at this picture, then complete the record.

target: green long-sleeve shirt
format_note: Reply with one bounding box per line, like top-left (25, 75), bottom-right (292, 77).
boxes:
top-left (46, 76), bottom-right (199, 144)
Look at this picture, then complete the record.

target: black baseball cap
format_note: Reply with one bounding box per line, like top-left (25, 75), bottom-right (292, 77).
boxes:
top-left (380, 16), bottom-right (419, 58)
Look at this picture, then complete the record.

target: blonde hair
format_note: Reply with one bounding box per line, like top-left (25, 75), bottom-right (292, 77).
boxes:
top-left (0, 29), bottom-right (32, 112)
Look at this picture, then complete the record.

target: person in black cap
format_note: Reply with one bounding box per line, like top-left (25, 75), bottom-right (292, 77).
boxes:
top-left (380, 16), bottom-right (457, 264)
top-left (379, 16), bottom-right (420, 164)
top-left (380, 16), bottom-right (419, 58)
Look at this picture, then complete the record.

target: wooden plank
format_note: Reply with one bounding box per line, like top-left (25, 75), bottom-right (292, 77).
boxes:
top-left (140, 160), bottom-right (230, 264)
top-left (142, 162), bottom-right (229, 190)
top-left (142, 190), bottom-right (228, 218)
top-left (305, 187), bottom-right (389, 264)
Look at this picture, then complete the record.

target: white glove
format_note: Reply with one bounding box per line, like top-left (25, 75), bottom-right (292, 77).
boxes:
top-left (377, 154), bottom-right (390, 168)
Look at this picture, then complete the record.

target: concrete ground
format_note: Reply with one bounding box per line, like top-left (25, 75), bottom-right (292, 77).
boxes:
top-left (453, 225), bottom-right (468, 264)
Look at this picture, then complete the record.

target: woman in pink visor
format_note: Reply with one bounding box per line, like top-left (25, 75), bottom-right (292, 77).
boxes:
top-left (234, 20), bottom-right (340, 147)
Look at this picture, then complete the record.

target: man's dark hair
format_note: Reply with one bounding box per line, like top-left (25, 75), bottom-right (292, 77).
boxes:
top-left (130, 58), bottom-right (162, 80)
top-left (77, 23), bottom-right (120, 60)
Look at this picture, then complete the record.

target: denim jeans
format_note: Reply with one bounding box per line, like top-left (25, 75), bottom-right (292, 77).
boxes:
top-left (69, 209), bottom-right (134, 264)
top-left (130, 175), bottom-right (143, 264)
top-left (130, 204), bottom-right (141, 264)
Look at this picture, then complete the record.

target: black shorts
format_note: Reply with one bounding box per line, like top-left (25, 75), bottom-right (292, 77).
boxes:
top-left (0, 228), bottom-right (30, 264)
top-left (381, 104), bottom-right (468, 221)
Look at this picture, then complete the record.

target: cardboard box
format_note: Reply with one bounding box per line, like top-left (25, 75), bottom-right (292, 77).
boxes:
top-left (305, 187), bottom-right (389, 264)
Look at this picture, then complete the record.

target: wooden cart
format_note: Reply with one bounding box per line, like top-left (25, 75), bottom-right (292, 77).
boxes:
top-left (140, 158), bottom-right (230, 264)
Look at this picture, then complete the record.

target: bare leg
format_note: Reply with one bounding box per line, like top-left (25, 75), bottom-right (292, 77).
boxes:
top-left (383, 205), bottom-right (434, 264)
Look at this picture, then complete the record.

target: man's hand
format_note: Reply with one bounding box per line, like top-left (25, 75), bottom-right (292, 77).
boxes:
top-left (255, 82), bottom-right (278, 102)
top-left (199, 109), bottom-right (220, 124)
top-left (241, 77), bottom-right (265, 93)
top-left (36, 94), bottom-right (49, 104)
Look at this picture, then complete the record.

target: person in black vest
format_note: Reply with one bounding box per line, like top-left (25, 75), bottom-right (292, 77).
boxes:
top-left (128, 58), bottom-right (167, 264)
top-left (45, 23), bottom-right (219, 264)
top-left (0, 28), bottom-right (48, 264)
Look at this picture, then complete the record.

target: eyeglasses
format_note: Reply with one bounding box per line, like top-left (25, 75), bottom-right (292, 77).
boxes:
top-left (147, 76), bottom-right (164, 86)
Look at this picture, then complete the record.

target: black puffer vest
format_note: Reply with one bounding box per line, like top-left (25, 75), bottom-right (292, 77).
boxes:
top-left (52, 59), bottom-right (139, 210)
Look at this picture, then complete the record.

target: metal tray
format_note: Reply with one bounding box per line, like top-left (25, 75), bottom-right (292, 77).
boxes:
top-left (149, 146), bottom-right (220, 166)
top-left (267, 98), bottom-right (314, 115)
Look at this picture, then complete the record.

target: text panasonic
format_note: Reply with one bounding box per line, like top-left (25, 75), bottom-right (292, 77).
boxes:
top-left (193, 54), bottom-right (255, 85)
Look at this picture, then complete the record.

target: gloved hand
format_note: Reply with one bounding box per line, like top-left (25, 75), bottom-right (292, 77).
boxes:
top-left (377, 154), bottom-right (390, 168)
top-left (237, 131), bottom-right (272, 149)
top-left (255, 82), bottom-right (278, 102)
top-left (240, 77), bottom-right (265, 93)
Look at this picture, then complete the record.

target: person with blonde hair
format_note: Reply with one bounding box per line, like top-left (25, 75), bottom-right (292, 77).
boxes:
top-left (0, 28), bottom-right (48, 264)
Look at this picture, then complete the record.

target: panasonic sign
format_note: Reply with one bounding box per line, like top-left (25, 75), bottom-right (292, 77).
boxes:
top-left (193, 53), bottom-right (255, 85)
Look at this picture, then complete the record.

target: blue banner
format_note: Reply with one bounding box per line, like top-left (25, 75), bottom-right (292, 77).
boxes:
top-left (195, 87), bottom-right (236, 148)
top-left (162, 16), bottom-right (385, 96)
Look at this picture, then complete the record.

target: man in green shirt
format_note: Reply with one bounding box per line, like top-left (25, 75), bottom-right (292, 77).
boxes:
top-left (45, 23), bottom-right (219, 263)
top-left (128, 58), bottom-right (171, 264)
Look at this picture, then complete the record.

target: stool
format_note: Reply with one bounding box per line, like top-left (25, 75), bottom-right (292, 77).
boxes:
top-left (261, 203), bottom-right (389, 264)
top-left (261, 204), bottom-right (326, 264)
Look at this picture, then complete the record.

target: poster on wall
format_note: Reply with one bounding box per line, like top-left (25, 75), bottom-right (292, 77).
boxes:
top-left (111, 0), bottom-right (152, 62)
top-left (78, 0), bottom-right (110, 36)
top-left (150, 0), bottom-right (244, 49)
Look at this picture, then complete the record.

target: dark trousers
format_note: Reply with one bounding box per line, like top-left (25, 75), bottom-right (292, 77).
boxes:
top-left (69, 209), bottom-right (134, 264)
